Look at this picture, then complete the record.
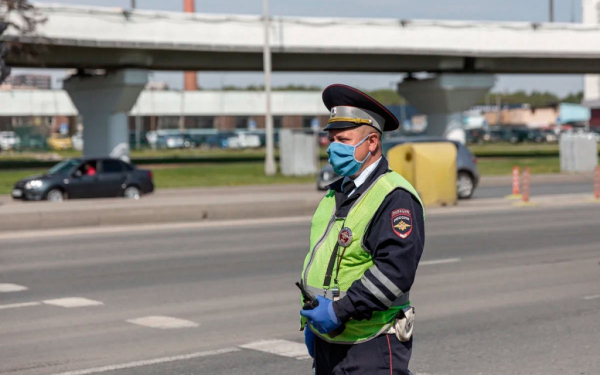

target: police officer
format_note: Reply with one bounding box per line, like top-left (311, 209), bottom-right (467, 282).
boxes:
top-left (299, 84), bottom-right (425, 375)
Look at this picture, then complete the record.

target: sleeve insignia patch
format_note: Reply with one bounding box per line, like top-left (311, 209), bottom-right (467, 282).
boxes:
top-left (391, 208), bottom-right (413, 239)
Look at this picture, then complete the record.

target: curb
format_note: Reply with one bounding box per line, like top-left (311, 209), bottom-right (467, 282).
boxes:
top-left (0, 197), bottom-right (322, 233)
top-left (1, 192), bottom-right (597, 234)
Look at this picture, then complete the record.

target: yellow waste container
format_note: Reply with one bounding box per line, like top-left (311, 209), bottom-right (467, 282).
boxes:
top-left (387, 142), bottom-right (457, 207)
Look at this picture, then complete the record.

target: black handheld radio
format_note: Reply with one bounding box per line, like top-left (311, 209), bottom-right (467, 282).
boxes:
top-left (296, 281), bottom-right (319, 310)
top-left (296, 281), bottom-right (346, 338)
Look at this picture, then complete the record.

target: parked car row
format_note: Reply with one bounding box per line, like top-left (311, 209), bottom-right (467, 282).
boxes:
top-left (466, 127), bottom-right (558, 144)
top-left (0, 131), bottom-right (21, 151)
top-left (1, 132), bottom-right (84, 151)
top-left (145, 130), bottom-right (269, 150)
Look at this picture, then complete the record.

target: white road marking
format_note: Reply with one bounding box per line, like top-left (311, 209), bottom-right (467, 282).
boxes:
top-left (43, 297), bottom-right (104, 308)
top-left (420, 258), bottom-right (461, 266)
top-left (0, 216), bottom-right (313, 240)
top-left (240, 339), bottom-right (312, 360)
top-left (0, 301), bottom-right (41, 310)
top-left (583, 294), bottom-right (600, 300)
top-left (49, 347), bottom-right (240, 375)
top-left (127, 316), bottom-right (199, 329)
top-left (0, 283), bottom-right (28, 293)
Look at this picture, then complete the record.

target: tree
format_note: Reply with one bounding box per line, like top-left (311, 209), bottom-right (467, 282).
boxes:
top-left (0, 0), bottom-right (46, 84)
top-left (561, 91), bottom-right (584, 104)
top-left (480, 90), bottom-right (561, 107)
top-left (365, 89), bottom-right (406, 106)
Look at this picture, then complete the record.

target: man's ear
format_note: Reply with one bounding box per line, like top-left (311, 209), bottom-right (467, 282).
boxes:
top-left (369, 133), bottom-right (380, 153)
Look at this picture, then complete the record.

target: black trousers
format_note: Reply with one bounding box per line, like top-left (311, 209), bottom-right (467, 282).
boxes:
top-left (314, 334), bottom-right (412, 375)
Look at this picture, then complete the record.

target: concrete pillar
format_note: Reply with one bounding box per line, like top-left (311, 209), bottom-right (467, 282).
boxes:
top-left (64, 69), bottom-right (148, 161)
top-left (397, 74), bottom-right (494, 140)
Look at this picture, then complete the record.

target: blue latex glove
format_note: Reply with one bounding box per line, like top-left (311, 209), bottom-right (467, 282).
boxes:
top-left (300, 295), bottom-right (341, 334)
top-left (304, 325), bottom-right (316, 358)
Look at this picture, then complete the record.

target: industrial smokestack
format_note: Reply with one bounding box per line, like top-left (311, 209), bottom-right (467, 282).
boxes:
top-left (183, 0), bottom-right (198, 91)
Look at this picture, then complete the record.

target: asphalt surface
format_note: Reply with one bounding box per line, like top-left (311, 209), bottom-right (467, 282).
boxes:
top-left (1, 200), bottom-right (600, 375)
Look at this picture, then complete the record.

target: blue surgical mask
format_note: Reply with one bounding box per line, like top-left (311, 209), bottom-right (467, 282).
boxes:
top-left (327, 135), bottom-right (372, 177)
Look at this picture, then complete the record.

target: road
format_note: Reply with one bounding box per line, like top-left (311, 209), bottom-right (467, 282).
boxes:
top-left (1, 201), bottom-right (599, 375)
top-left (474, 175), bottom-right (596, 199)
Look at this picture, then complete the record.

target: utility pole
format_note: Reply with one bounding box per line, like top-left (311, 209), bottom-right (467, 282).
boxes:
top-left (263, 0), bottom-right (276, 176)
top-left (131, 0), bottom-right (136, 9)
top-left (549, 0), bottom-right (554, 22)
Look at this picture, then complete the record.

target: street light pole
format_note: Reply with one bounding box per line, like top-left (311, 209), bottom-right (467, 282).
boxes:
top-left (131, 0), bottom-right (136, 9)
top-left (549, 0), bottom-right (554, 22)
top-left (263, 0), bottom-right (276, 176)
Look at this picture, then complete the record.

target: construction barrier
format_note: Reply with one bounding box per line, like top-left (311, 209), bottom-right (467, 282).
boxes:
top-left (387, 142), bottom-right (457, 207)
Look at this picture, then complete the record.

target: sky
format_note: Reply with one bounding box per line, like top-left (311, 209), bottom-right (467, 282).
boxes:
top-left (12, 0), bottom-right (586, 96)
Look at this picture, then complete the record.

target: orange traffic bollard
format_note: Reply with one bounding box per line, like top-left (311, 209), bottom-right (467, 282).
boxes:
top-left (512, 166), bottom-right (520, 196)
top-left (521, 167), bottom-right (530, 203)
top-left (506, 166), bottom-right (522, 199)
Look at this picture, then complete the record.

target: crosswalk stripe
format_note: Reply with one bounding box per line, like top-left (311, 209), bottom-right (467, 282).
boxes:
top-left (43, 297), bottom-right (104, 308)
top-left (0, 283), bottom-right (28, 293)
top-left (50, 347), bottom-right (240, 375)
top-left (126, 316), bottom-right (199, 329)
top-left (240, 339), bottom-right (311, 360)
top-left (0, 302), bottom-right (41, 310)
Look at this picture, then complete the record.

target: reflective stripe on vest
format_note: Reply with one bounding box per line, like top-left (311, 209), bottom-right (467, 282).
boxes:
top-left (301, 171), bottom-right (424, 344)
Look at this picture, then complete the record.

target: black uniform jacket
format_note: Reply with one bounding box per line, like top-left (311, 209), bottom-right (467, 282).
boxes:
top-left (330, 157), bottom-right (425, 323)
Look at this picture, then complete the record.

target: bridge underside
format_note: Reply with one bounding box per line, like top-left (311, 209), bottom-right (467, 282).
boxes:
top-left (7, 45), bottom-right (600, 74)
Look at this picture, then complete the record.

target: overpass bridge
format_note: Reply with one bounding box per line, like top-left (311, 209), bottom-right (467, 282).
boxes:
top-left (4, 4), bottom-right (600, 73)
top-left (3, 4), bottom-right (599, 159)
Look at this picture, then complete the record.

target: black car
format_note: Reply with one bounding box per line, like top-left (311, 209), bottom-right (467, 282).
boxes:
top-left (11, 158), bottom-right (154, 202)
top-left (489, 127), bottom-right (530, 144)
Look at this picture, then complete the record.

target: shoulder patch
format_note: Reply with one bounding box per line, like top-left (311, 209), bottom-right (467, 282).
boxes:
top-left (391, 208), bottom-right (413, 239)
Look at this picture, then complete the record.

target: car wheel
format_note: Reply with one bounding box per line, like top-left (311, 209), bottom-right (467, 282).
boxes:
top-left (124, 186), bottom-right (141, 200)
top-left (46, 188), bottom-right (64, 202)
top-left (457, 172), bottom-right (475, 199)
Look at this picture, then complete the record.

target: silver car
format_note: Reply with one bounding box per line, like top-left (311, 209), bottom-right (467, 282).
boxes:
top-left (317, 137), bottom-right (480, 199)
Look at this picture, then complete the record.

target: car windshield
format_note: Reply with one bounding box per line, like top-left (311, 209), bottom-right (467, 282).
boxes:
top-left (47, 159), bottom-right (80, 175)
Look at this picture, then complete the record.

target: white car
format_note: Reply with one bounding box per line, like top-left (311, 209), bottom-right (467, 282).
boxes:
top-left (226, 133), bottom-right (261, 149)
top-left (0, 131), bottom-right (20, 151)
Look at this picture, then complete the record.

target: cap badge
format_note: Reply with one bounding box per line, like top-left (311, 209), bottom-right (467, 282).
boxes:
top-left (331, 108), bottom-right (337, 118)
